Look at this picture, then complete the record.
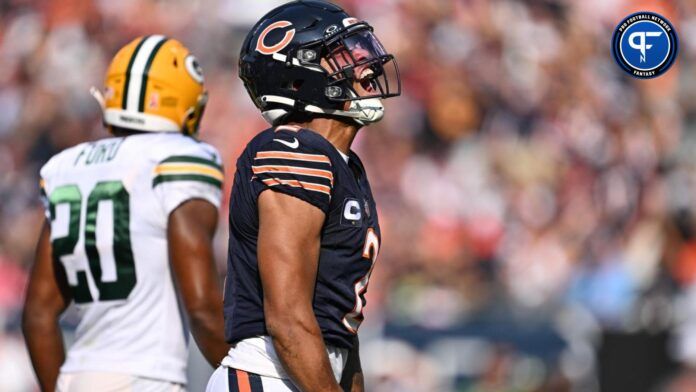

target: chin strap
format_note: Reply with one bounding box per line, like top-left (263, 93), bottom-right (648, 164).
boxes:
top-left (90, 86), bottom-right (106, 110)
top-left (259, 95), bottom-right (384, 126)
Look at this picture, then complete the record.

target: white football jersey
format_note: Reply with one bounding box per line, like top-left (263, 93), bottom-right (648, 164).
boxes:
top-left (39, 132), bottom-right (224, 384)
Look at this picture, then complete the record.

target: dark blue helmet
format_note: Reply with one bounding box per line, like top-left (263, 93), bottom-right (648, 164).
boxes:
top-left (239, 0), bottom-right (401, 126)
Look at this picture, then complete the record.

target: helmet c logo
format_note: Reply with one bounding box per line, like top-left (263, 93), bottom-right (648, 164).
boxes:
top-left (256, 21), bottom-right (295, 55)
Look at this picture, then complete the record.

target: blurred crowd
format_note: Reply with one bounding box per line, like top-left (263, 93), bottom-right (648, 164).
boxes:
top-left (2, 0), bottom-right (696, 391)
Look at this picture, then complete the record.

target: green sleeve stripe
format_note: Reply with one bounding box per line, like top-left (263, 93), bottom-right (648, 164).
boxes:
top-left (152, 174), bottom-right (222, 188)
top-left (160, 156), bottom-right (222, 170)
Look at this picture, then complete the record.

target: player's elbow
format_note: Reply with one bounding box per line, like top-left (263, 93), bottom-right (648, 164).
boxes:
top-left (264, 303), bottom-right (315, 340)
top-left (265, 315), bottom-right (292, 342)
top-left (21, 303), bottom-right (54, 336)
top-left (186, 300), bottom-right (220, 330)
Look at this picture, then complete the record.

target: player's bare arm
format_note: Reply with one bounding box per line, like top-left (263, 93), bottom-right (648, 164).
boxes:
top-left (22, 221), bottom-right (72, 392)
top-left (169, 199), bottom-right (229, 367)
top-left (257, 189), bottom-right (342, 392)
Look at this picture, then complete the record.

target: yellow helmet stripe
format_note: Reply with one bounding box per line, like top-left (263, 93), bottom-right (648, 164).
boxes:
top-left (138, 38), bottom-right (169, 112)
top-left (154, 164), bottom-right (224, 181)
top-left (122, 35), bottom-right (167, 111)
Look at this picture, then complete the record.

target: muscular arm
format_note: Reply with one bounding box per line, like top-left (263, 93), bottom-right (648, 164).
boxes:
top-left (257, 190), bottom-right (341, 392)
top-left (22, 221), bottom-right (72, 392)
top-left (168, 199), bottom-right (229, 367)
top-left (340, 336), bottom-right (364, 392)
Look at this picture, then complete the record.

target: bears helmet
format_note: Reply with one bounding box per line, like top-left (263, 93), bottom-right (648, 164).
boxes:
top-left (239, 0), bottom-right (401, 126)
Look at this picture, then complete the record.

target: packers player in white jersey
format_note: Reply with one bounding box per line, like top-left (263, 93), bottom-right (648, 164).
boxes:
top-left (22, 35), bottom-right (229, 391)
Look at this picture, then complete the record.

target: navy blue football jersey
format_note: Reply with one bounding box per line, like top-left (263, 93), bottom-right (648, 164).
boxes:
top-left (224, 125), bottom-right (380, 350)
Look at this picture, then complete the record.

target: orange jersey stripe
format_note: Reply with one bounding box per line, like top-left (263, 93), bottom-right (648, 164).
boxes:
top-left (262, 178), bottom-right (331, 195)
top-left (252, 165), bottom-right (334, 182)
top-left (236, 369), bottom-right (251, 392)
top-left (255, 151), bottom-right (331, 164)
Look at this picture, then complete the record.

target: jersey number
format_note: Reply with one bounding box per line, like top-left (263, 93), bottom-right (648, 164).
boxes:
top-left (342, 228), bottom-right (379, 333)
top-left (48, 181), bottom-right (136, 303)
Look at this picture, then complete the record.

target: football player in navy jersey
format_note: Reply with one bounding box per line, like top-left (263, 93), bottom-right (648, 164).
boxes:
top-left (205, 1), bottom-right (400, 391)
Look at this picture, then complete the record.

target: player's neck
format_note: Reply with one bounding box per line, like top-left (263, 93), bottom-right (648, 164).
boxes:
top-left (290, 118), bottom-right (359, 155)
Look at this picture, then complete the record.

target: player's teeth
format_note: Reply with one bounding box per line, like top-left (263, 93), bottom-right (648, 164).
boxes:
top-left (360, 69), bottom-right (374, 80)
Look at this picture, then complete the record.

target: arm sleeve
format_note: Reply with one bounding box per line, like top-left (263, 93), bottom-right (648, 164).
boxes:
top-left (152, 144), bottom-right (224, 215)
top-left (250, 138), bottom-right (335, 214)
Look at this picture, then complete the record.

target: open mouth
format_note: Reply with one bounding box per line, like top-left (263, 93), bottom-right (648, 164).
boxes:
top-left (319, 25), bottom-right (400, 100)
top-left (358, 67), bottom-right (377, 93)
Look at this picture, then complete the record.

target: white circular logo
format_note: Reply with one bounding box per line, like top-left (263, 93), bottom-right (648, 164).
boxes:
top-left (185, 55), bottom-right (204, 84)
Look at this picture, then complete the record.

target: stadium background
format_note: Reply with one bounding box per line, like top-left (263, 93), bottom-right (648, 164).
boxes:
top-left (1, 0), bottom-right (696, 390)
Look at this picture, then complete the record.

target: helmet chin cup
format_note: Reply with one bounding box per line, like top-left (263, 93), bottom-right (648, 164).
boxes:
top-left (348, 97), bottom-right (384, 125)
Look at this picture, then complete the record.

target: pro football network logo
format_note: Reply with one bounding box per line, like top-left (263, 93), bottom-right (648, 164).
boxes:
top-left (611, 12), bottom-right (678, 79)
